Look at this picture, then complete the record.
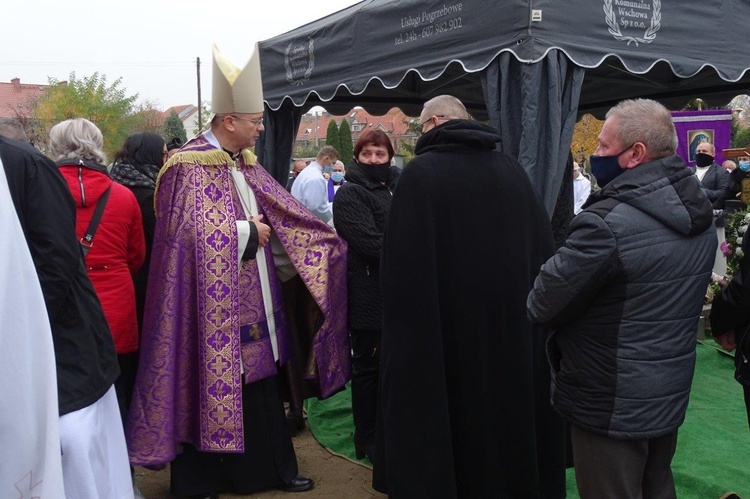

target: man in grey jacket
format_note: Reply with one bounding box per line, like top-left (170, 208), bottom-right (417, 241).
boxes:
top-left (527, 99), bottom-right (717, 498)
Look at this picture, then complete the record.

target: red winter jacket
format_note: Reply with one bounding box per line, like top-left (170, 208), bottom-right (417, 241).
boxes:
top-left (58, 160), bottom-right (146, 354)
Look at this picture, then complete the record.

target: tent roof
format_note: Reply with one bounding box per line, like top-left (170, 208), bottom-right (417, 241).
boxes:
top-left (260, 0), bottom-right (750, 118)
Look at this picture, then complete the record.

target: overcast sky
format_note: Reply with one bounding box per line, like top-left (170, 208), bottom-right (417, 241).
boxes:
top-left (2, 0), bottom-right (361, 111)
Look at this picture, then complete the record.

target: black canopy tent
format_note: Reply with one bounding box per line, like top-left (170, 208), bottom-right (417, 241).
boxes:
top-left (257, 0), bottom-right (750, 216)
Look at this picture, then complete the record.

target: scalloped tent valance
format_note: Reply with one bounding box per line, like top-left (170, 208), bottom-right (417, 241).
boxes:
top-left (257, 0), bottom-right (750, 216)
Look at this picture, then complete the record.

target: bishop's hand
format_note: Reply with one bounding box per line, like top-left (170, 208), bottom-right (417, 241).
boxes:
top-left (251, 214), bottom-right (271, 247)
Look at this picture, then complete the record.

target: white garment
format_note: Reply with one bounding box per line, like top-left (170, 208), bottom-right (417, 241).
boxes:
top-left (201, 130), bottom-right (282, 362)
top-left (58, 385), bottom-right (133, 499)
top-left (573, 175), bottom-right (591, 215)
top-left (290, 160), bottom-right (333, 222)
top-left (0, 159), bottom-right (65, 499)
top-left (695, 165), bottom-right (710, 182)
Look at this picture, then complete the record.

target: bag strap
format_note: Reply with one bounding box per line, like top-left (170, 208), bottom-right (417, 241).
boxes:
top-left (80, 186), bottom-right (111, 256)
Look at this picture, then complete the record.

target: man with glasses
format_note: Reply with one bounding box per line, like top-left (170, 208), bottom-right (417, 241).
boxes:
top-left (528, 99), bottom-right (716, 497)
top-left (127, 44), bottom-right (351, 498)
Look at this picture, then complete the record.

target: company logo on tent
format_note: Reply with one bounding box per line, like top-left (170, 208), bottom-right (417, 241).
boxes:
top-left (604, 0), bottom-right (661, 47)
top-left (285, 38), bottom-right (315, 86)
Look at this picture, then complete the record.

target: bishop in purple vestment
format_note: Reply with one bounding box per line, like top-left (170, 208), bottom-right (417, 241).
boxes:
top-left (126, 44), bottom-right (350, 497)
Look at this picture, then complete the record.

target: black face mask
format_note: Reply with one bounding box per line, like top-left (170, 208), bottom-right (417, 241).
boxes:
top-left (358, 160), bottom-right (391, 183)
top-left (695, 153), bottom-right (714, 168)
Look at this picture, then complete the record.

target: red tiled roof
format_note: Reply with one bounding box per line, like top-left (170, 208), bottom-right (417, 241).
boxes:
top-left (0, 79), bottom-right (49, 119)
top-left (297, 107), bottom-right (416, 142)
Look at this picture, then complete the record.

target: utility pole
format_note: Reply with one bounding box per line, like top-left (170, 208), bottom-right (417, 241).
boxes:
top-left (315, 111), bottom-right (319, 148)
top-left (196, 57), bottom-right (203, 131)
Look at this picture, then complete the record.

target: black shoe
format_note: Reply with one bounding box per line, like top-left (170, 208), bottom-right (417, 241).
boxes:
top-left (281, 475), bottom-right (314, 493)
top-left (186, 494), bottom-right (218, 499)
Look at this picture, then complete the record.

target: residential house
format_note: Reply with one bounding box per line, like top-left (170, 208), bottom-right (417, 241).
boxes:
top-left (164, 104), bottom-right (201, 138)
top-left (295, 107), bottom-right (417, 165)
top-left (0, 78), bottom-right (51, 142)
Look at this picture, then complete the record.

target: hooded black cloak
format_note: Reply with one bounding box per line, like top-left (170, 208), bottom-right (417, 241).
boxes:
top-left (373, 120), bottom-right (565, 498)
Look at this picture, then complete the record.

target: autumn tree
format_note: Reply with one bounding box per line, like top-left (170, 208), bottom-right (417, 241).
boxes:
top-left (571, 114), bottom-right (604, 170)
top-left (31, 72), bottom-right (146, 159)
top-left (163, 110), bottom-right (187, 143)
top-left (325, 119), bottom-right (340, 153)
top-left (399, 117), bottom-right (421, 164)
top-left (338, 119), bottom-right (354, 162)
top-left (734, 125), bottom-right (750, 149)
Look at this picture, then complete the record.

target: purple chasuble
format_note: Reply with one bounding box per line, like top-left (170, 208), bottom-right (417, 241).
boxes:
top-left (126, 135), bottom-right (350, 465)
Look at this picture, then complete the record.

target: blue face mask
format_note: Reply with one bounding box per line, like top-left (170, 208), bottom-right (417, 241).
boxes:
top-left (323, 165), bottom-right (334, 174)
top-left (590, 145), bottom-right (632, 187)
top-left (739, 160), bottom-right (750, 172)
top-left (331, 172), bottom-right (344, 183)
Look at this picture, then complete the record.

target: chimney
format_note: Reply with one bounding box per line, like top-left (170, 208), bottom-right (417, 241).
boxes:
top-left (11, 78), bottom-right (20, 91)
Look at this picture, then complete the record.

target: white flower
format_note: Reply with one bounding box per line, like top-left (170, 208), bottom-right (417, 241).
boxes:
top-left (737, 248), bottom-right (745, 259)
top-left (737, 236), bottom-right (744, 246)
top-left (744, 213), bottom-right (750, 223)
top-left (739, 224), bottom-right (748, 236)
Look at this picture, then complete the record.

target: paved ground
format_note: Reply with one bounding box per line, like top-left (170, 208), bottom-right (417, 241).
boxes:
top-left (135, 426), bottom-right (386, 498)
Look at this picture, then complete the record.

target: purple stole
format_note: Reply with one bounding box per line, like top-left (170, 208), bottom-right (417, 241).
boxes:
top-left (126, 135), bottom-right (350, 465)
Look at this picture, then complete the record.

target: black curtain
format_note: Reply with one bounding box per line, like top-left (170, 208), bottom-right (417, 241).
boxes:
top-left (257, 100), bottom-right (305, 185)
top-left (481, 49), bottom-right (584, 218)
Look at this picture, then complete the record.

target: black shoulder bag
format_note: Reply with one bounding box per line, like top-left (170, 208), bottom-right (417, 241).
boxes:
top-left (80, 186), bottom-right (111, 256)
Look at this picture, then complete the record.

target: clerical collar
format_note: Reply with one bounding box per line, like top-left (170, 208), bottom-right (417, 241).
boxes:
top-left (203, 129), bottom-right (241, 160)
top-left (223, 148), bottom-right (242, 160)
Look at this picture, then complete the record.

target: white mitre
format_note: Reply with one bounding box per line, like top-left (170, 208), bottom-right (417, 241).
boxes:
top-left (212, 43), bottom-right (264, 114)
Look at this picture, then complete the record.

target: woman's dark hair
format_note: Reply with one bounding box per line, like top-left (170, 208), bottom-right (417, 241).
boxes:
top-left (114, 132), bottom-right (165, 166)
top-left (353, 130), bottom-right (394, 161)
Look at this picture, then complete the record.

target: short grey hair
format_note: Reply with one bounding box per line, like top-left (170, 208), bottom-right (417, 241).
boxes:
top-left (422, 95), bottom-right (469, 121)
top-left (49, 118), bottom-right (107, 165)
top-left (605, 99), bottom-right (677, 160)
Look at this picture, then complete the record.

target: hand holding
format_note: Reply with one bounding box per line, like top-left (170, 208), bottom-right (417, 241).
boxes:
top-left (251, 215), bottom-right (271, 247)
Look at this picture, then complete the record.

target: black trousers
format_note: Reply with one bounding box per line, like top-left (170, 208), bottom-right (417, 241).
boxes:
top-left (571, 425), bottom-right (678, 499)
top-left (744, 385), bottom-right (750, 430)
top-left (114, 351), bottom-right (139, 426)
top-left (350, 328), bottom-right (381, 446)
top-left (170, 375), bottom-right (297, 496)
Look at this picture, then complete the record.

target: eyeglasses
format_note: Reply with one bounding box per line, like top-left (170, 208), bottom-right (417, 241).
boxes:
top-left (420, 115), bottom-right (445, 132)
top-left (230, 115), bottom-right (264, 126)
top-left (420, 115), bottom-right (445, 126)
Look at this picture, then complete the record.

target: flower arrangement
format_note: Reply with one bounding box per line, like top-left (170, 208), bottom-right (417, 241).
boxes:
top-left (707, 208), bottom-right (750, 302)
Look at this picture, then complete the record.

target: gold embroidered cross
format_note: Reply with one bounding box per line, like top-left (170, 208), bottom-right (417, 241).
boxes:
top-left (209, 355), bottom-right (230, 376)
top-left (208, 257), bottom-right (229, 276)
top-left (206, 207), bottom-right (225, 226)
top-left (210, 404), bottom-right (231, 425)
top-left (249, 324), bottom-right (263, 340)
top-left (208, 307), bottom-right (229, 327)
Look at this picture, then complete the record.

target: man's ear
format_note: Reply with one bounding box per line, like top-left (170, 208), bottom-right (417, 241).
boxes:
top-left (222, 117), bottom-right (236, 133)
top-left (626, 142), bottom-right (648, 168)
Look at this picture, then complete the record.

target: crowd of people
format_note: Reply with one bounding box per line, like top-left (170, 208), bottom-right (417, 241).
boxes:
top-left (2, 40), bottom-right (750, 499)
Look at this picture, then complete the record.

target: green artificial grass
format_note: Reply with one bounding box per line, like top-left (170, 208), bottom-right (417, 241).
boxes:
top-left (306, 343), bottom-right (750, 497)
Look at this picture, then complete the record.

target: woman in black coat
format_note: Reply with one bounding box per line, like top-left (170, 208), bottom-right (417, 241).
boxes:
top-left (110, 132), bottom-right (167, 333)
top-left (333, 130), bottom-right (394, 461)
